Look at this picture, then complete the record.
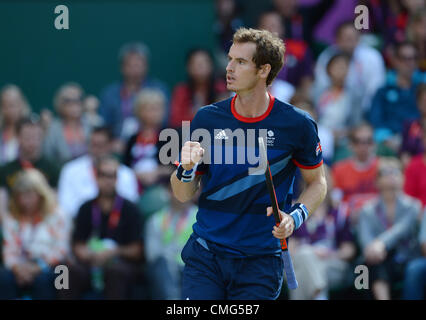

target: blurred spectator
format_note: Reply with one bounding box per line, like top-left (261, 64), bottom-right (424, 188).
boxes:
top-left (58, 126), bottom-right (138, 220)
top-left (332, 123), bottom-right (379, 223)
top-left (290, 93), bottom-right (334, 165)
top-left (403, 207), bottom-right (426, 299)
top-left (123, 89), bottom-right (174, 193)
top-left (43, 83), bottom-right (92, 165)
top-left (0, 116), bottom-right (61, 193)
top-left (407, 9), bottom-right (426, 71)
top-left (271, 0), bottom-right (336, 47)
top-left (59, 156), bottom-right (144, 300)
top-left (316, 53), bottom-right (362, 139)
top-left (213, 0), bottom-right (244, 56)
top-left (400, 83), bottom-right (426, 166)
top-left (289, 166), bottom-right (356, 300)
top-left (83, 95), bottom-right (104, 129)
top-left (369, 42), bottom-right (426, 153)
top-left (169, 48), bottom-right (228, 129)
top-left (357, 157), bottom-right (421, 300)
top-left (0, 84), bottom-right (30, 165)
top-left (404, 124), bottom-right (426, 207)
top-left (313, 21), bottom-right (386, 114)
top-left (257, 10), bottom-right (314, 98)
top-left (0, 169), bottom-right (69, 299)
top-left (144, 186), bottom-right (197, 299)
top-left (99, 42), bottom-right (169, 152)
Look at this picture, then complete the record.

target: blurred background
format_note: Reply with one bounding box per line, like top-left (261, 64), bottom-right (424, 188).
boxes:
top-left (0, 0), bottom-right (425, 300)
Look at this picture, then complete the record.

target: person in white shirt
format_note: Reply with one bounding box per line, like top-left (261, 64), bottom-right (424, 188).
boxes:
top-left (312, 21), bottom-right (386, 115)
top-left (57, 126), bottom-right (138, 220)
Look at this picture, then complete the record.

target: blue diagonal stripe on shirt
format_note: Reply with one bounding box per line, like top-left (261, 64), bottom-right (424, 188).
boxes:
top-left (206, 155), bottom-right (292, 201)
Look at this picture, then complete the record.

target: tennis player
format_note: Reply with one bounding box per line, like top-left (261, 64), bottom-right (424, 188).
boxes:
top-left (170, 28), bottom-right (327, 300)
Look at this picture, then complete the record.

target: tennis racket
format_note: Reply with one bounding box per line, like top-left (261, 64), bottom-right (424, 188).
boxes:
top-left (258, 137), bottom-right (298, 290)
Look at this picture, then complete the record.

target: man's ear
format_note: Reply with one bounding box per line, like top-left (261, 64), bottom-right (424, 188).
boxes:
top-left (258, 64), bottom-right (271, 81)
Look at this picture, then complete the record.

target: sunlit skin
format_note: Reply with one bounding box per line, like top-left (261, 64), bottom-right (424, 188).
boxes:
top-left (226, 42), bottom-right (271, 118)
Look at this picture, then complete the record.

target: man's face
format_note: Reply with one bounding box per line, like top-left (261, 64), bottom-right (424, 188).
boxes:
top-left (226, 42), bottom-right (263, 93)
top-left (19, 124), bottom-right (43, 161)
top-left (96, 161), bottom-right (118, 198)
top-left (336, 26), bottom-right (359, 55)
top-left (394, 45), bottom-right (417, 78)
top-left (59, 87), bottom-right (83, 120)
top-left (89, 133), bottom-right (110, 159)
top-left (350, 127), bottom-right (375, 162)
top-left (377, 167), bottom-right (403, 193)
top-left (121, 53), bottom-right (147, 82)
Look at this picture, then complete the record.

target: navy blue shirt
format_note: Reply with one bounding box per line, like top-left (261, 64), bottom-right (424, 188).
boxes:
top-left (187, 94), bottom-right (323, 257)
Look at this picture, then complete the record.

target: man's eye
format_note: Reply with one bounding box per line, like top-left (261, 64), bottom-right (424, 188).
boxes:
top-left (239, 60), bottom-right (244, 64)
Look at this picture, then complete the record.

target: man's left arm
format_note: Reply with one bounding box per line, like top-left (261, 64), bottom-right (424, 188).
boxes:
top-left (270, 165), bottom-right (327, 239)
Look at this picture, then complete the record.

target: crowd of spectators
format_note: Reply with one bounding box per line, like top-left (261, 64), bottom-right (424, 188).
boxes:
top-left (1, 0), bottom-right (426, 300)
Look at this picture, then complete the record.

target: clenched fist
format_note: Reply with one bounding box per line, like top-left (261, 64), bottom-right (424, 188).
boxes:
top-left (181, 141), bottom-right (204, 171)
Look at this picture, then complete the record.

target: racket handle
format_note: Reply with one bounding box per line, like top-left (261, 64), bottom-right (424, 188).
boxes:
top-left (282, 249), bottom-right (298, 290)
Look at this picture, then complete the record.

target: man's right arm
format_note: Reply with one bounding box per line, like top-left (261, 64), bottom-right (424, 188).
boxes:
top-left (170, 141), bottom-right (204, 203)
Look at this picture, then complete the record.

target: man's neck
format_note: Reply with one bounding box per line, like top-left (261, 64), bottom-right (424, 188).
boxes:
top-left (234, 88), bottom-right (270, 118)
top-left (98, 195), bottom-right (115, 213)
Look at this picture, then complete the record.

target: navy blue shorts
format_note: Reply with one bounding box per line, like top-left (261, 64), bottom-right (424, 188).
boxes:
top-left (181, 235), bottom-right (284, 300)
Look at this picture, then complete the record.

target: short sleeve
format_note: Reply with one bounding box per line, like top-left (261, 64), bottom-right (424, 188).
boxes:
top-left (292, 116), bottom-right (324, 169)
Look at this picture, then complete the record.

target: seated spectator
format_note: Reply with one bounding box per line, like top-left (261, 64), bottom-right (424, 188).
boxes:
top-left (257, 10), bottom-right (314, 98)
top-left (316, 53), bottom-right (362, 138)
top-left (271, 0), bottom-right (336, 47)
top-left (403, 207), bottom-right (426, 299)
top-left (313, 21), bottom-right (386, 114)
top-left (0, 116), bottom-right (61, 193)
top-left (43, 82), bottom-right (92, 165)
top-left (369, 42), bottom-right (426, 153)
top-left (404, 125), bottom-right (426, 207)
top-left (123, 89), bottom-right (174, 194)
top-left (213, 0), bottom-right (244, 59)
top-left (407, 9), bottom-right (426, 71)
top-left (83, 95), bottom-right (104, 129)
top-left (144, 186), bottom-right (197, 299)
top-left (59, 156), bottom-right (144, 300)
top-left (400, 83), bottom-right (426, 167)
top-left (289, 166), bottom-right (356, 300)
top-left (332, 123), bottom-right (379, 223)
top-left (0, 84), bottom-right (30, 165)
top-left (0, 169), bottom-right (69, 299)
top-left (58, 126), bottom-right (138, 220)
top-left (99, 42), bottom-right (169, 152)
top-left (357, 157), bottom-right (421, 300)
top-left (169, 48), bottom-right (228, 129)
top-left (290, 93), bottom-right (334, 165)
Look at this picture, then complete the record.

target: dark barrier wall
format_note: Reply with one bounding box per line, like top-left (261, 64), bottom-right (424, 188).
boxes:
top-left (0, 0), bottom-right (216, 113)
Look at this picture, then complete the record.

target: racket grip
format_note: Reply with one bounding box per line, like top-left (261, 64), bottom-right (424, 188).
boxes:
top-left (282, 250), bottom-right (298, 290)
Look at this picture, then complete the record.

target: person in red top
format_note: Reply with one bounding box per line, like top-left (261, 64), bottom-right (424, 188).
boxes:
top-left (404, 125), bottom-right (426, 207)
top-left (332, 123), bottom-right (379, 223)
top-left (169, 48), bottom-right (228, 129)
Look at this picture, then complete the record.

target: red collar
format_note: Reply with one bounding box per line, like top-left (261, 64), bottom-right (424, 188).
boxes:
top-left (231, 93), bottom-right (275, 123)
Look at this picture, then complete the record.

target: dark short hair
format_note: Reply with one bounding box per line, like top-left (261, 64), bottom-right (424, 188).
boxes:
top-left (334, 20), bottom-right (358, 39)
top-left (16, 114), bottom-right (42, 134)
top-left (232, 27), bottom-right (285, 86)
top-left (326, 52), bottom-right (351, 75)
top-left (91, 125), bottom-right (113, 142)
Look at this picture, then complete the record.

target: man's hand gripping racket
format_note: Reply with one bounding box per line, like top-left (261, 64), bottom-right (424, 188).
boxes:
top-left (259, 137), bottom-right (298, 290)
